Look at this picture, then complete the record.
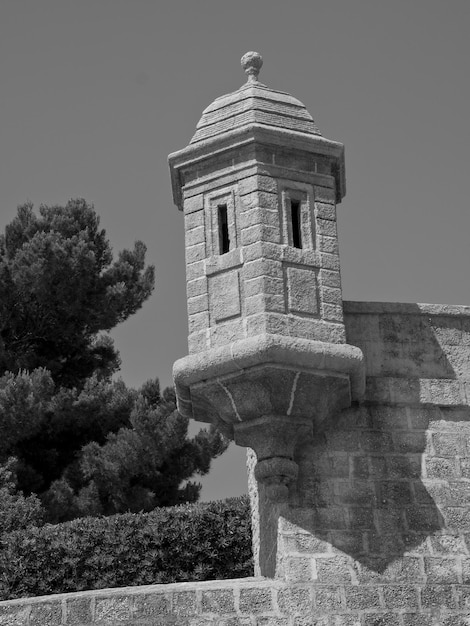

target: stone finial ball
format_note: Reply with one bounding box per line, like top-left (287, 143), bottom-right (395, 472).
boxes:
top-left (241, 51), bottom-right (263, 80)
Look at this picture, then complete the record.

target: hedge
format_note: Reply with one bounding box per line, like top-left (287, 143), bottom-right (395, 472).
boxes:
top-left (0, 495), bottom-right (253, 600)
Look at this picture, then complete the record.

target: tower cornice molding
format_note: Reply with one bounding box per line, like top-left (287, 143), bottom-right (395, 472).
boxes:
top-left (168, 124), bottom-right (346, 210)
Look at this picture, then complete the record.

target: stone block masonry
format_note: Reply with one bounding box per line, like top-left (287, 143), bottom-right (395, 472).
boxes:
top-left (0, 579), bottom-right (297, 625)
top-left (245, 301), bottom-right (470, 624)
top-left (170, 56), bottom-right (347, 356)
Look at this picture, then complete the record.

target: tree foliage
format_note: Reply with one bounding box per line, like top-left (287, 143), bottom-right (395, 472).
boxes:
top-left (41, 379), bottom-right (227, 522)
top-left (0, 458), bottom-right (43, 537)
top-left (0, 201), bottom-right (228, 523)
top-left (0, 199), bottom-right (154, 388)
top-left (0, 370), bottom-right (227, 523)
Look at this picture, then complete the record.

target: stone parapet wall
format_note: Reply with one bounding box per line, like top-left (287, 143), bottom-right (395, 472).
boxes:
top-left (4, 576), bottom-right (470, 625)
top-left (343, 301), bottom-right (470, 406)
top-left (0, 578), bottom-right (302, 626)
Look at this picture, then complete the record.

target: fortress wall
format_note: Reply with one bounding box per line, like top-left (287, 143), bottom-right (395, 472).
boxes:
top-left (344, 301), bottom-right (470, 406)
top-left (252, 301), bottom-right (470, 624)
top-left (270, 400), bottom-right (470, 625)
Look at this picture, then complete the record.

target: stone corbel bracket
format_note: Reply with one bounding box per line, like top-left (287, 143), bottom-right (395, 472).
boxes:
top-left (173, 334), bottom-right (365, 501)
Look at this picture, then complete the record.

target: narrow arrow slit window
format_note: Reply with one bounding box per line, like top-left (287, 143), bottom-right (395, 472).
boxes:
top-left (290, 200), bottom-right (302, 249)
top-left (218, 204), bottom-right (230, 254)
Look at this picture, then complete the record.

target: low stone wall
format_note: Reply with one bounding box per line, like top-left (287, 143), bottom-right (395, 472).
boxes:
top-left (4, 574), bottom-right (470, 625)
top-left (0, 577), bottom-right (304, 626)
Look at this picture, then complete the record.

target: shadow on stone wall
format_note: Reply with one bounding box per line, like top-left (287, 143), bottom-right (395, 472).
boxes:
top-left (259, 306), bottom-right (470, 576)
top-left (290, 415), bottom-right (446, 574)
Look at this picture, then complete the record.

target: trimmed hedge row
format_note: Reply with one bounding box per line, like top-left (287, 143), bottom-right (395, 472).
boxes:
top-left (0, 495), bottom-right (253, 600)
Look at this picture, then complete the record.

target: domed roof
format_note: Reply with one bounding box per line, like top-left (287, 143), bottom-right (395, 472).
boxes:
top-left (190, 52), bottom-right (321, 145)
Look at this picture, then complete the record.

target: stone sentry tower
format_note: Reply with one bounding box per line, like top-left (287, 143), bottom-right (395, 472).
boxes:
top-left (169, 52), bottom-right (365, 575)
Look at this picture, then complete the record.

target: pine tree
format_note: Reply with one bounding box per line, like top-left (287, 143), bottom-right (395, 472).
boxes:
top-left (0, 201), bottom-right (227, 522)
top-left (0, 199), bottom-right (154, 388)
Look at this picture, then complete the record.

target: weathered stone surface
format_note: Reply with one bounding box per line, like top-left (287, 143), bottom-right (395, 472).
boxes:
top-left (66, 598), bottom-right (93, 624)
top-left (240, 222), bottom-right (281, 246)
top-left (318, 234), bottom-right (339, 254)
top-left (183, 193), bottom-right (204, 214)
top-left (0, 605), bottom-right (30, 626)
top-left (30, 601), bottom-right (62, 626)
top-left (201, 589), bottom-right (235, 614)
top-left (95, 596), bottom-right (131, 623)
top-left (238, 206), bottom-right (279, 230)
top-left (187, 293), bottom-right (209, 315)
top-left (244, 275), bottom-right (284, 298)
top-left (314, 185), bottom-right (336, 203)
top-left (209, 271), bottom-right (241, 322)
top-left (208, 318), bottom-right (244, 348)
top-left (244, 293), bottom-right (285, 316)
top-left (238, 587), bottom-right (273, 614)
top-left (174, 334), bottom-right (365, 421)
top-left (344, 303), bottom-right (470, 405)
top-left (172, 591), bottom-right (197, 616)
top-left (186, 242), bottom-right (206, 264)
top-left (188, 311), bottom-right (209, 334)
top-left (205, 249), bottom-right (243, 276)
top-left (322, 302), bottom-right (344, 322)
top-left (286, 267), bottom-right (318, 315)
top-left (318, 268), bottom-right (341, 288)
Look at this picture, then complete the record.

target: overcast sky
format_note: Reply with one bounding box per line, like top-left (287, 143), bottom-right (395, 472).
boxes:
top-left (0, 1), bottom-right (468, 501)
